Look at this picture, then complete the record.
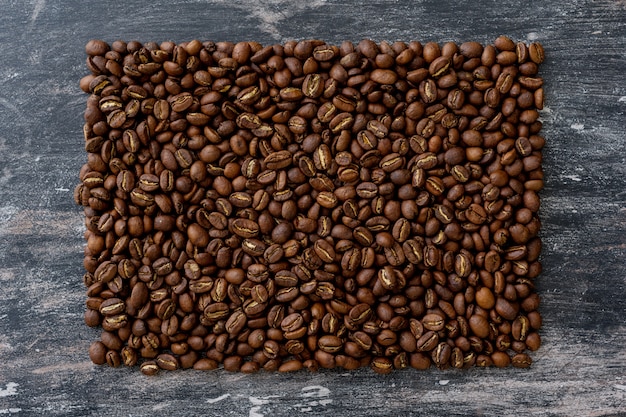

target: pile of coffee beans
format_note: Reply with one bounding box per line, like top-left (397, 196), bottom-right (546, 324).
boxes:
top-left (76, 37), bottom-right (544, 374)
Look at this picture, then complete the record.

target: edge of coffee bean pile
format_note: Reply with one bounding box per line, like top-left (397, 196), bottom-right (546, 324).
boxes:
top-left (77, 37), bottom-right (545, 375)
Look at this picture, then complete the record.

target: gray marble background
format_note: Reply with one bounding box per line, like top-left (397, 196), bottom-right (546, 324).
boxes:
top-left (0, 0), bottom-right (625, 415)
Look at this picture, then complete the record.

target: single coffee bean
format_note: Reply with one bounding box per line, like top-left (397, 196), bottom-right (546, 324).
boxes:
top-left (432, 342), bottom-right (452, 369)
top-left (422, 313), bottom-right (445, 331)
top-left (511, 353), bottom-right (532, 368)
top-left (314, 239), bottom-right (336, 263)
top-left (89, 341), bottom-right (107, 365)
top-left (370, 69), bottom-right (398, 85)
top-left (469, 315), bottom-right (490, 338)
top-left (265, 150), bottom-right (292, 170)
top-left (231, 218), bottom-right (259, 238)
top-left (416, 331), bottom-right (439, 352)
top-left (371, 357), bottom-right (393, 374)
top-left (318, 335), bottom-right (343, 353)
top-left (140, 360), bottom-right (159, 376)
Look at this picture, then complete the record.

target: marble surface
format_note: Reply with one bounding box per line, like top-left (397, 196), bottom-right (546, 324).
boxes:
top-left (0, 0), bottom-right (625, 415)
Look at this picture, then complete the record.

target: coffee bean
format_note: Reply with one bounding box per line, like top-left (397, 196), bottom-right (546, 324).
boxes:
top-left (370, 69), bottom-right (398, 85)
top-left (231, 218), bottom-right (259, 238)
top-left (225, 309), bottom-right (247, 336)
top-left (432, 342), bottom-right (452, 369)
top-left (265, 150), bottom-right (292, 170)
top-left (139, 360), bottom-right (159, 376)
top-left (371, 357), bottom-right (393, 374)
top-left (511, 353), bottom-right (532, 368)
top-left (422, 313), bottom-right (445, 331)
top-left (495, 297), bottom-right (519, 321)
top-left (416, 331), bottom-right (439, 352)
top-left (99, 298), bottom-right (125, 316)
top-left (475, 287), bottom-right (495, 309)
top-left (89, 341), bottom-right (107, 365)
top-left (469, 315), bottom-right (490, 338)
top-left (314, 239), bottom-right (336, 263)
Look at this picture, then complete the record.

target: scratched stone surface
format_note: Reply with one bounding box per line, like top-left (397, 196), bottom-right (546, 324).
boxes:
top-left (0, 0), bottom-right (625, 416)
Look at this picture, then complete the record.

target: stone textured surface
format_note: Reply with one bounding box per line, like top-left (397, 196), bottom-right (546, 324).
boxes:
top-left (0, 0), bottom-right (624, 416)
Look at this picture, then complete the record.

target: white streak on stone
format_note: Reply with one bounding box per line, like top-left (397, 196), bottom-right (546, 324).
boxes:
top-left (527, 32), bottom-right (539, 40)
top-left (152, 403), bottom-right (169, 411)
top-left (31, 0), bottom-right (46, 22)
top-left (301, 386), bottom-right (330, 398)
top-left (0, 383), bottom-right (18, 398)
top-left (206, 394), bottom-right (231, 404)
top-left (249, 407), bottom-right (264, 417)
top-left (0, 409), bottom-right (22, 414)
top-left (248, 395), bottom-right (280, 417)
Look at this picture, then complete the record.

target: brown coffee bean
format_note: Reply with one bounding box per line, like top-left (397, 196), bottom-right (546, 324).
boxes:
top-left (265, 150), bottom-right (292, 170)
top-left (316, 191), bottom-right (338, 208)
top-left (302, 73), bottom-right (324, 98)
top-left (427, 53), bottom-right (450, 76)
top-left (99, 298), bottom-right (125, 316)
top-left (475, 287), bottom-right (495, 309)
top-left (528, 43), bottom-right (545, 64)
top-left (140, 361), bottom-right (159, 376)
top-left (495, 297), bottom-right (519, 321)
top-left (318, 335), bottom-right (343, 353)
top-left (231, 218), bottom-right (259, 238)
top-left (89, 341), bottom-right (107, 365)
top-left (416, 331), bottom-right (439, 352)
top-left (314, 239), bottom-right (336, 263)
top-left (193, 359), bottom-right (219, 371)
top-left (512, 316), bottom-right (530, 341)
top-left (525, 332), bottom-right (541, 351)
top-left (469, 315), bottom-right (490, 338)
top-left (187, 223), bottom-right (209, 247)
top-left (432, 342), bottom-right (452, 369)
top-left (466, 203), bottom-right (487, 224)
top-left (156, 353), bottom-right (179, 371)
top-left (370, 69), bottom-right (398, 85)
top-left (491, 351), bottom-right (511, 368)
top-left (371, 357), bottom-right (393, 374)
top-left (422, 313), bottom-right (445, 331)
top-left (511, 353), bottom-right (532, 368)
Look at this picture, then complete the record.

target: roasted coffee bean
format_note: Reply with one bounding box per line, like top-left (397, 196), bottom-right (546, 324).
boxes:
top-left (156, 353), bottom-right (179, 371)
top-left (265, 150), bottom-right (292, 170)
top-left (511, 353), bottom-right (532, 368)
top-left (422, 313), bottom-right (445, 331)
top-left (99, 298), bottom-right (125, 316)
top-left (416, 331), bottom-right (439, 352)
top-left (432, 342), bottom-right (452, 369)
top-left (79, 38), bottom-right (544, 373)
top-left (89, 341), bottom-right (107, 365)
top-left (139, 360), bottom-right (159, 376)
top-left (314, 239), bottom-right (336, 263)
top-left (469, 315), bottom-right (490, 338)
top-left (370, 69), bottom-right (398, 85)
top-left (231, 218), bottom-right (259, 238)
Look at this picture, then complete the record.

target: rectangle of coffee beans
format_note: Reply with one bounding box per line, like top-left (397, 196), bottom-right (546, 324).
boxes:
top-left (77, 37), bottom-right (545, 374)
